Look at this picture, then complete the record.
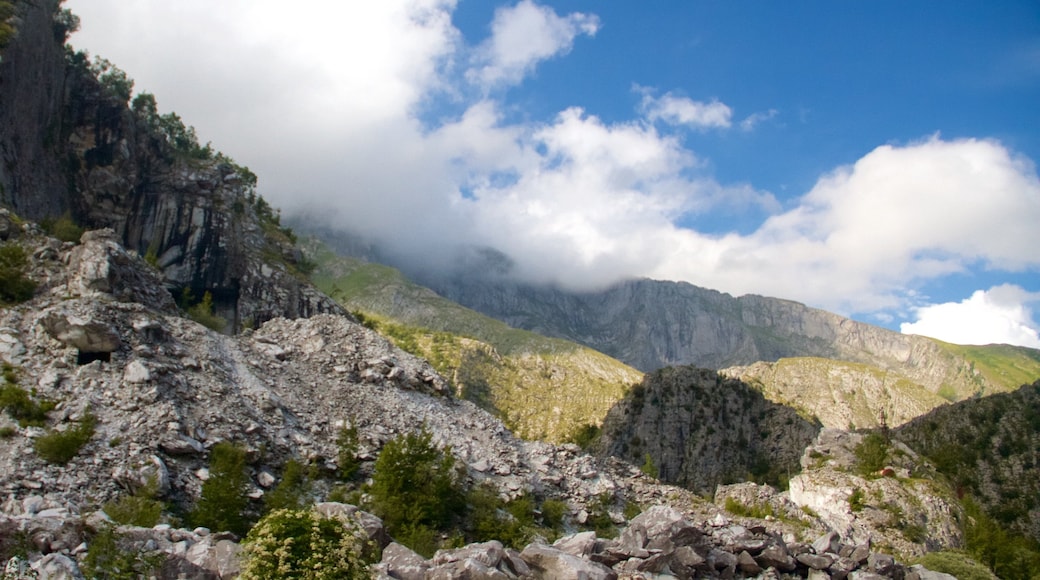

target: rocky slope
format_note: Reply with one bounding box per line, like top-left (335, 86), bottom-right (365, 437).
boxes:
top-left (304, 238), bottom-right (643, 443)
top-left (0, 0), bottom-right (342, 333)
top-left (0, 220), bottom-right (973, 577)
top-left (722, 358), bottom-right (952, 430)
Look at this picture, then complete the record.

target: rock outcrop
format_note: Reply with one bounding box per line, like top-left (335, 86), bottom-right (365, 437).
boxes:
top-left (0, 0), bottom-right (344, 332)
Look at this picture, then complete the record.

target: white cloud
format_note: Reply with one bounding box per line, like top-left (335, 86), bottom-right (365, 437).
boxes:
top-left (639, 89), bottom-right (733, 129)
top-left (467, 0), bottom-right (599, 90)
top-left (740, 109), bottom-right (778, 131)
top-left (901, 285), bottom-right (1040, 348)
top-left (63, 3), bottom-right (1040, 323)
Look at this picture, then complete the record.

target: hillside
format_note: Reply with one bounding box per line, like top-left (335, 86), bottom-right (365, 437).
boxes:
top-left (895, 380), bottom-right (1040, 541)
top-left (304, 239), bottom-right (643, 443)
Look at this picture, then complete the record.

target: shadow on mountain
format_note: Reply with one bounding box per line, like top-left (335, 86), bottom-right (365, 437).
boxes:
top-left (597, 365), bottom-right (822, 493)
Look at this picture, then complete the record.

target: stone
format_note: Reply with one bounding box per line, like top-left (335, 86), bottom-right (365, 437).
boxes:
top-left (123, 360), bottom-right (151, 384)
top-left (737, 550), bottom-right (762, 574)
top-left (812, 531), bottom-right (841, 555)
top-left (553, 531), bottom-right (597, 557)
top-left (40, 311), bottom-right (121, 353)
top-left (520, 544), bottom-right (617, 580)
top-left (798, 551), bottom-right (836, 570)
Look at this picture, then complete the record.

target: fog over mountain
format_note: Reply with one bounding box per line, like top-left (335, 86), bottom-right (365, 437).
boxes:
top-left (65, 1), bottom-right (1040, 346)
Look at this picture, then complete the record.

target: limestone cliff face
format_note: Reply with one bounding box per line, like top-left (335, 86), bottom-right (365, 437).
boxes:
top-left (0, 0), bottom-right (343, 329)
top-left (598, 365), bottom-right (822, 493)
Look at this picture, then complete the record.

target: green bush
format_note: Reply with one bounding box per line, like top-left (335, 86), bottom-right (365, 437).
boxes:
top-left (961, 497), bottom-right (1040, 580)
top-left (466, 483), bottom-right (531, 549)
top-left (189, 441), bottom-right (250, 536)
top-left (240, 508), bottom-right (370, 580)
top-left (40, 212), bottom-right (83, 243)
top-left (914, 551), bottom-right (999, 580)
top-left (640, 453), bottom-right (659, 479)
top-left (848, 487), bottom-right (866, 512)
top-left (365, 427), bottom-right (464, 556)
top-left (854, 432), bottom-right (890, 476)
top-left (336, 425), bottom-right (361, 481)
top-left (34, 413), bottom-right (95, 464)
top-left (81, 524), bottom-right (164, 580)
top-left (0, 243), bottom-right (36, 305)
top-left (263, 459), bottom-right (310, 514)
top-left (540, 499), bottom-right (567, 531)
top-left (0, 384), bottom-right (54, 428)
top-left (186, 291), bottom-right (226, 332)
top-left (103, 478), bottom-right (164, 527)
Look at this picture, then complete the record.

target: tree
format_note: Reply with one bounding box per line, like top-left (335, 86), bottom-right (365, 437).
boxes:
top-left (190, 441), bottom-right (250, 536)
top-left (240, 508), bottom-right (370, 580)
top-left (365, 427), bottom-right (464, 553)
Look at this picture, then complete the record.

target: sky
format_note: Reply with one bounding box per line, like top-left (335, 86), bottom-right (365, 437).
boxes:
top-left (65, 1), bottom-right (1040, 348)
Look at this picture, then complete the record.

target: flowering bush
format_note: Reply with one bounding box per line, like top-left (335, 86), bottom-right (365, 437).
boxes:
top-left (239, 508), bottom-right (370, 580)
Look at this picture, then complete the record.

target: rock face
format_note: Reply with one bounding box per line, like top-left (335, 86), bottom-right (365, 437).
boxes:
top-left (598, 366), bottom-right (822, 493)
top-left (0, 0), bottom-right (344, 332)
top-left (788, 430), bottom-right (963, 559)
top-left (401, 268), bottom-right (1037, 405)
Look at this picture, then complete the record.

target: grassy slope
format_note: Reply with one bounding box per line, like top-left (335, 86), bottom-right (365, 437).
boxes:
top-left (304, 239), bottom-right (643, 443)
top-left (932, 341), bottom-right (1040, 394)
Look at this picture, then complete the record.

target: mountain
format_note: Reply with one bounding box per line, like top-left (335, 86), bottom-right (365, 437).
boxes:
top-left (895, 380), bottom-right (1040, 541)
top-left (302, 238), bottom-right (643, 443)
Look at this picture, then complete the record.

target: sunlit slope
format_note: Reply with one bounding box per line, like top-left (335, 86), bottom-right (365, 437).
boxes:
top-left (724, 340), bottom-right (1040, 429)
top-left (304, 239), bottom-right (643, 442)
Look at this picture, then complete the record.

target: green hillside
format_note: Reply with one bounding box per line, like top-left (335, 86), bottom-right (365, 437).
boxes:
top-left (304, 239), bottom-right (643, 442)
top-left (932, 340), bottom-right (1040, 395)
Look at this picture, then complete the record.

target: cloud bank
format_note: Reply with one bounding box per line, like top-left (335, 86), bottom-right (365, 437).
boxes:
top-left (65, 0), bottom-right (1040, 347)
top-left (902, 285), bottom-right (1040, 348)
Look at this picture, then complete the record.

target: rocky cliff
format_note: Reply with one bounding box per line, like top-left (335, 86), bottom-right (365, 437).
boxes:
top-left (0, 0), bottom-right (343, 331)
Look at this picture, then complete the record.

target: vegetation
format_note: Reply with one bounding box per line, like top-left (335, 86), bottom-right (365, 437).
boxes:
top-left (961, 497), bottom-right (1040, 580)
top-left (466, 483), bottom-right (535, 550)
top-left (102, 478), bottom-right (164, 527)
top-left (40, 212), bottom-right (83, 243)
top-left (640, 453), bottom-right (659, 479)
top-left (724, 496), bottom-right (777, 520)
top-left (81, 524), bottom-right (164, 580)
top-left (91, 57), bottom-right (134, 104)
top-left (263, 459), bottom-right (311, 514)
top-left (189, 441), bottom-right (251, 536)
top-left (336, 425), bottom-right (361, 481)
top-left (240, 508), bottom-right (371, 580)
top-left (0, 365), bottom-right (55, 427)
top-left (0, 243), bottom-right (36, 305)
top-left (0, 0), bottom-right (17, 50)
top-left (853, 432), bottom-right (890, 476)
top-left (848, 487), bottom-right (866, 512)
top-left (33, 413), bottom-right (96, 464)
top-left (183, 290), bottom-right (227, 332)
top-left (913, 551), bottom-right (998, 580)
top-left (364, 427), bottom-right (464, 556)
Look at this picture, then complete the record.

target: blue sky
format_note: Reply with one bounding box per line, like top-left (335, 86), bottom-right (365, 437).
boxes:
top-left (66, 1), bottom-right (1040, 347)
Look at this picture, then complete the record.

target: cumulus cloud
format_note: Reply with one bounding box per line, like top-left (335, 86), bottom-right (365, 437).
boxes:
top-left (65, 2), bottom-right (1040, 326)
top-left (901, 285), bottom-right (1040, 348)
top-left (639, 89), bottom-right (733, 129)
top-left (467, 0), bottom-right (599, 90)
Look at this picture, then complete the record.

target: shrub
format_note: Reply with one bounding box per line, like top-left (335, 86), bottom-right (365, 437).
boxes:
top-left (640, 453), bottom-right (659, 479)
top-left (854, 432), bottom-right (890, 476)
top-left (40, 212), bottom-right (82, 243)
top-left (186, 291), bottom-right (226, 332)
top-left (103, 478), bottom-right (164, 527)
top-left (0, 384), bottom-right (54, 428)
top-left (0, 425), bottom-right (15, 438)
top-left (540, 499), bottom-right (567, 531)
top-left (239, 508), bottom-right (370, 580)
top-left (189, 441), bottom-right (250, 536)
top-left (0, 243), bottom-right (36, 305)
top-left (263, 458), bottom-right (310, 513)
top-left (914, 551), bottom-right (999, 580)
top-left (34, 413), bottom-right (95, 464)
top-left (81, 524), bottom-right (164, 580)
top-left (336, 425), bottom-right (360, 481)
top-left (365, 426), bottom-right (464, 555)
top-left (466, 483), bottom-right (531, 549)
top-left (848, 487), bottom-right (866, 512)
